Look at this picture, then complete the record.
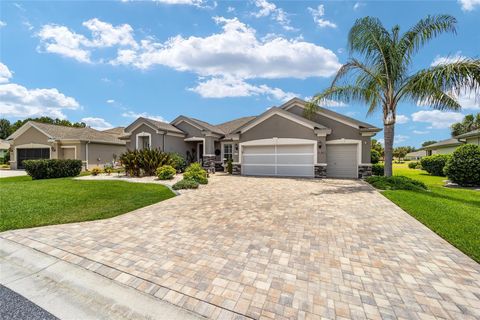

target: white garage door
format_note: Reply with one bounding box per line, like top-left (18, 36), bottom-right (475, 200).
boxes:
top-left (242, 144), bottom-right (314, 177)
top-left (326, 144), bottom-right (358, 178)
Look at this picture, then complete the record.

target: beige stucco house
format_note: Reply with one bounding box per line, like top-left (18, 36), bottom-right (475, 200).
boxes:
top-left (121, 98), bottom-right (381, 178)
top-left (6, 122), bottom-right (126, 170)
top-left (456, 129), bottom-right (480, 146)
top-left (421, 128), bottom-right (480, 156)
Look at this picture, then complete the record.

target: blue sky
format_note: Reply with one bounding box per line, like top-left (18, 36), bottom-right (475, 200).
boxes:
top-left (0, 0), bottom-right (479, 147)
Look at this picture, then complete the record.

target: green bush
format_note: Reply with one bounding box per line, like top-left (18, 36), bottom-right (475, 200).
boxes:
top-left (226, 159), bottom-right (233, 174)
top-left (370, 149), bottom-right (380, 164)
top-left (23, 159), bottom-right (82, 180)
top-left (408, 161), bottom-right (418, 169)
top-left (420, 154), bottom-right (451, 176)
top-left (372, 163), bottom-right (384, 176)
top-left (172, 178), bottom-right (199, 190)
top-left (415, 163), bottom-right (423, 170)
top-left (366, 176), bottom-right (428, 191)
top-left (168, 152), bottom-right (187, 172)
top-left (444, 144), bottom-right (480, 186)
top-left (156, 165), bottom-right (176, 180)
top-left (183, 162), bottom-right (208, 184)
top-left (119, 149), bottom-right (173, 177)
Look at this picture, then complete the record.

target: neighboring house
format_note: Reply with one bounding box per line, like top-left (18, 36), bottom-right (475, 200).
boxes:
top-left (405, 150), bottom-right (426, 160)
top-left (456, 129), bottom-right (480, 146)
top-left (121, 98), bottom-right (381, 178)
top-left (421, 138), bottom-right (464, 156)
top-left (6, 122), bottom-right (126, 170)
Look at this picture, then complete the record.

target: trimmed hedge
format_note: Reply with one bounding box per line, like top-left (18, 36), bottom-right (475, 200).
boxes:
top-left (408, 161), bottom-right (418, 169)
top-left (444, 144), bottom-right (480, 186)
top-left (156, 165), bottom-right (176, 180)
top-left (172, 178), bottom-right (199, 190)
top-left (366, 176), bottom-right (427, 191)
top-left (183, 163), bottom-right (208, 184)
top-left (23, 159), bottom-right (82, 180)
top-left (420, 154), bottom-right (451, 176)
top-left (372, 163), bottom-right (384, 176)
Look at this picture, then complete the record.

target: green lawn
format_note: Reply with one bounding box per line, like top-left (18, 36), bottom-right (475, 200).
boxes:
top-left (0, 176), bottom-right (175, 232)
top-left (381, 162), bottom-right (480, 262)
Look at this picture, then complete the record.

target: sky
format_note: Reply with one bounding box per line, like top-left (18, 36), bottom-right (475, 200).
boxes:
top-left (0, 0), bottom-right (479, 148)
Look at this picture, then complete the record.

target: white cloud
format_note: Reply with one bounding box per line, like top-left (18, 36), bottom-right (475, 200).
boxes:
top-left (431, 52), bottom-right (466, 66)
top-left (37, 25), bottom-right (91, 63)
top-left (227, 6), bottom-right (235, 13)
top-left (458, 0), bottom-right (480, 11)
top-left (413, 130), bottom-right (429, 134)
top-left (81, 117), bottom-right (113, 130)
top-left (456, 89), bottom-right (480, 110)
top-left (82, 18), bottom-right (138, 48)
top-left (411, 110), bottom-right (464, 129)
top-left (121, 0), bottom-right (205, 5)
top-left (189, 76), bottom-right (297, 101)
top-left (0, 62), bottom-right (13, 83)
top-left (251, 0), bottom-right (295, 31)
top-left (394, 135), bottom-right (408, 145)
top-left (353, 2), bottom-right (365, 10)
top-left (0, 21), bottom-right (6, 28)
top-left (121, 111), bottom-right (166, 122)
top-left (111, 17), bottom-right (340, 80)
top-left (106, 99), bottom-right (115, 104)
top-left (396, 114), bottom-right (409, 124)
top-left (307, 5), bottom-right (337, 28)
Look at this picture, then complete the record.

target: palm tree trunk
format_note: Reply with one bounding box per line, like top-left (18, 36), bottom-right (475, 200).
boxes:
top-left (384, 122), bottom-right (394, 177)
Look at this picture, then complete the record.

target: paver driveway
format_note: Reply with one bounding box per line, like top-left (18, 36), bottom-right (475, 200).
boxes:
top-left (2, 176), bottom-right (480, 319)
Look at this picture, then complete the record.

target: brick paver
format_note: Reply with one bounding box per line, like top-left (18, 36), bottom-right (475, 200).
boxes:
top-left (2, 175), bottom-right (480, 319)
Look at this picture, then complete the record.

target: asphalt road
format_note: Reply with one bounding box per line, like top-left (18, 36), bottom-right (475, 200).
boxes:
top-left (0, 285), bottom-right (57, 320)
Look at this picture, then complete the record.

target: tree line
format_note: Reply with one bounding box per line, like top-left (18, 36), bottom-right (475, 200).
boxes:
top-left (0, 117), bottom-right (86, 140)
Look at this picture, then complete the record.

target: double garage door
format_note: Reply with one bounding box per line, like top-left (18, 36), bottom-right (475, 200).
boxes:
top-left (242, 143), bottom-right (315, 178)
top-left (17, 148), bottom-right (50, 169)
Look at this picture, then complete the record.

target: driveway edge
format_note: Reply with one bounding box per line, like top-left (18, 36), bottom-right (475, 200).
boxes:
top-left (0, 238), bottom-right (203, 320)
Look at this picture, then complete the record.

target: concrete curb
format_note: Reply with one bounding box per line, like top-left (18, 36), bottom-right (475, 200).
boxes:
top-left (0, 238), bottom-right (203, 320)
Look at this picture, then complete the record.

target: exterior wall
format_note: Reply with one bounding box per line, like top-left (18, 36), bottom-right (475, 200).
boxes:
top-left (432, 146), bottom-right (458, 155)
top-left (58, 143), bottom-right (82, 160)
top-left (175, 122), bottom-right (203, 138)
top-left (466, 137), bottom-right (480, 146)
top-left (9, 126), bottom-right (57, 169)
top-left (204, 136), bottom-right (216, 155)
top-left (127, 123), bottom-right (164, 150)
top-left (287, 105), bottom-right (372, 163)
top-left (164, 135), bottom-right (190, 155)
top-left (87, 143), bottom-right (126, 169)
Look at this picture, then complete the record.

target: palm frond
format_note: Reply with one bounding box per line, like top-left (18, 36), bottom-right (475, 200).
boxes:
top-left (331, 58), bottom-right (384, 88)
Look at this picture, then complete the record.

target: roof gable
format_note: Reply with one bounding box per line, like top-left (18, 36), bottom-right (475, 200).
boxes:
top-left (125, 117), bottom-right (185, 134)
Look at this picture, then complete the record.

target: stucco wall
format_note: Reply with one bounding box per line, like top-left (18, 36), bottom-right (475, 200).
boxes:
top-left (466, 137), bottom-right (480, 146)
top-left (127, 123), bottom-right (164, 150)
top-left (87, 143), bottom-right (126, 169)
top-left (164, 135), bottom-right (189, 155)
top-left (9, 126), bottom-right (58, 169)
top-left (432, 146), bottom-right (458, 155)
top-left (58, 143), bottom-right (82, 160)
top-left (287, 105), bottom-right (372, 163)
top-left (175, 121), bottom-right (203, 138)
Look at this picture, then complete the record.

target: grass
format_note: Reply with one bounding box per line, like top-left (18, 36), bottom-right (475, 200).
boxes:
top-left (0, 176), bottom-right (175, 232)
top-left (380, 162), bottom-right (480, 262)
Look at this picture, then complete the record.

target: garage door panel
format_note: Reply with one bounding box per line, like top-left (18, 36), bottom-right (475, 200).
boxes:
top-left (242, 154), bottom-right (275, 164)
top-left (243, 145), bottom-right (275, 154)
top-left (276, 165), bottom-right (313, 177)
top-left (243, 165), bottom-right (276, 176)
top-left (276, 154), bottom-right (314, 165)
top-left (326, 144), bottom-right (357, 178)
top-left (276, 144), bottom-right (312, 153)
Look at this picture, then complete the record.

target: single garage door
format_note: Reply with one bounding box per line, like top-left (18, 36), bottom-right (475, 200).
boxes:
top-left (17, 148), bottom-right (50, 169)
top-left (326, 144), bottom-right (358, 178)
top-left (242, 144), bottom-right (314, 177)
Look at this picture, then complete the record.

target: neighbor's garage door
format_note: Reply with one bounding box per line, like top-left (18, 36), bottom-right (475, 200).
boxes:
top-left (17, 148), bottom-right (50, 169)
top-left (242, 144), bottom-right (314, 177)
top-left (326, 144), bottom-right (357, 178)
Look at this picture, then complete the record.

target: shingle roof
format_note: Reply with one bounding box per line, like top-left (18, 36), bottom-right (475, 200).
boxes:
top-left (102, 127), bottom-right (125, 136)
top-left (421, 138), bottom-right (462, 149)
top-left (216, 116), bottom-right (257, 134)
top-left (188, 118), bottom-right (225, 135)
top-left (456, 128), bottom-right (480, 139)
top-left (140, 117), bottom-right (185, 134)
top-left (26, 122), bottom-right (126, 145)
top-left (406, 150), bottom-right (426, 157)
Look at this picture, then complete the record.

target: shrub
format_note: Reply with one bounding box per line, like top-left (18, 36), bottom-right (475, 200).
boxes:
top-left (172, 178), bottom-right (199, 190)
top-left (23, 159), bottom-right (82, 180)
top-left (103, 165), bottom-right (113, 175)
top-left (226, 159), bottom-right (233, 174)
top-left (372, 163), bottom-right (384, 176)
top-left (408, 161), bottom-right (418, 169)
top-left (370, 149), bottom-right (380, 164)
top-left (420, 154), bottom-right (451, 176)
top-left (415, 163), bottom-right (423, 170)
top-left (366, 176), bottom-right (428, 191)
top-left (119, 149), bottom-right (173, 177)
top-left (183, 162), bottom-right (208, 184)
top-left (168, 152), bottom-right (187, 172)
top-left (444, 144), bottom-right (480, 186)
top-left (156, 165), bottom-right (176, 180)
top-left (91, 167), bottom-right (102, 176)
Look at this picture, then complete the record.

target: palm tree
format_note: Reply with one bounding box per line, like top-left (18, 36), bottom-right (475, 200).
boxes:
top-left (305, 15), bottom-right (480, 176)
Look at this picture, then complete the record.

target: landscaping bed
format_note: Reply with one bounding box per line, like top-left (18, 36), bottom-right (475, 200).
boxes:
top-left (0, 176), bottom-right (175, 232)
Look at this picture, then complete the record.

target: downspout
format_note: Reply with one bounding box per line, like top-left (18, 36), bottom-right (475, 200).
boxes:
top-left (86, 141), bottom-right (90, 170)
top-left (163, 132), bottom-right (166, 151)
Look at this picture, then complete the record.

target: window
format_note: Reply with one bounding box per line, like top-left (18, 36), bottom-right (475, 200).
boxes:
top-left (140, 136), bottom-right (150, 149)
top-left (223, 143), bottom-right (233, 161)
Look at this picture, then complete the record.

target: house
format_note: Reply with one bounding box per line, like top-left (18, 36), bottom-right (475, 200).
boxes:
top-left (456, 129), bottom-right (480, 146)
top-left (0, 139), bottom-right (10, 164)
top-left (6, 122), bottom-right (126, 170)
top-left (121, 98), bottom-right (381, 178)
top-left (421, 138), bottom-right (464, 156)
top-left (405, 150), bottom-right (426, 160)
